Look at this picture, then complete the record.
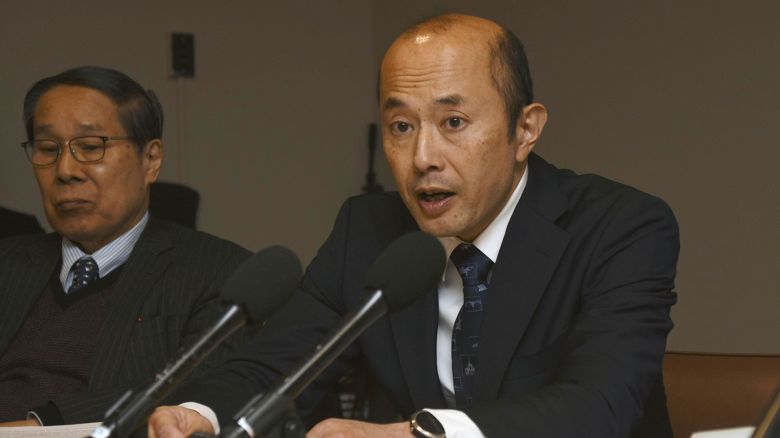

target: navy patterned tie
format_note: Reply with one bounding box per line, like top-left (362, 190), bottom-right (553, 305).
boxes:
top-left (68, 257), bottom-right (99, 294)
top-left (450, 243), bottom-right (493, 407)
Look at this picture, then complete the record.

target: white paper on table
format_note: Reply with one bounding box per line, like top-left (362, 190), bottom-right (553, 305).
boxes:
top-left (690, 426), bottom-right (756, 438)
top-left (0, 422), bottom-right (100, 437)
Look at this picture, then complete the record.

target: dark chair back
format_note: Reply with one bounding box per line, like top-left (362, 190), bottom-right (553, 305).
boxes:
top-left (149, 182), bottom-right (200, 229)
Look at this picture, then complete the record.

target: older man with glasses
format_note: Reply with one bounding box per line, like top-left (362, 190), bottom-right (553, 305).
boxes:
top-left (0, 66), bottom-right (251, 426)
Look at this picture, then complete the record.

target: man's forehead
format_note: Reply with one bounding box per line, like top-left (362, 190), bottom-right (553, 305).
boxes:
top-left (381, 19), bottom-right (497, 79)
top-left (380, 39), bottom-right (493, 100)
top-left (390, 27), bottom-right (490, 58)
top-left (33, 86), bottom-right (121, 133)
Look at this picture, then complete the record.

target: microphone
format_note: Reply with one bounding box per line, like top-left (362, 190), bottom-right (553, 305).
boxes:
top-left (91, 245), bottom-right (302, 438)
top-left (222, 231), bottom-right (445, 438)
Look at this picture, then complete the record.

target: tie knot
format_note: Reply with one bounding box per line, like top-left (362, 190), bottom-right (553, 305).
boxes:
top-left (74, 257), bottom-right (97, 270)
top-left (69, 256), bottom-right (99, 294)
top-left (450, 243), bottom-right (493, 287)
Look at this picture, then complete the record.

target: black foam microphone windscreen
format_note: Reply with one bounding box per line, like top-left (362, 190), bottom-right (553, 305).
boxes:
top-left (221, 245), bottom-right (302, 322)
top-left (364, 231), bottom-right (446, 311)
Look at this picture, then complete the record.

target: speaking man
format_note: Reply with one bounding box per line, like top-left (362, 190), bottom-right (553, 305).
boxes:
top-left (0, 67), bottom-right (250, 426)
top-left (149, 14), bottom-right (679, 437)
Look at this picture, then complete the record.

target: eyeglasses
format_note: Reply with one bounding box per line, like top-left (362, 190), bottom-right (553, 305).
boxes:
top-left (21, 136), bottom-right (132, 166)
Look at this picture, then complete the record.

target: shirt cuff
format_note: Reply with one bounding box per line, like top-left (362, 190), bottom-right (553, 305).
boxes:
top-left (424, 408), bottom-right (485, 438)
top-left (26, 411), bottom-right (44, 426)
top-left (28, 401), bottom-right (63, 426)
top-left (180, 402), bottom-right (220, 435)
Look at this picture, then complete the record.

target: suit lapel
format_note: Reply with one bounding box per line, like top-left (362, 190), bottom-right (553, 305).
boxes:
top-left (88, 219), bottom-right (174, 388)
top-left (474, 154), bottom-right (571, 400)
top-left (377, 202), bottom-right (447, 410)
top-left (0, 235), bottom-right (60, 353)
top-left (389, 287), bottom-right (447, 409)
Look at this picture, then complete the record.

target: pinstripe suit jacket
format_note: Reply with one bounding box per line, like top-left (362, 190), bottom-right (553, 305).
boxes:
top-left (0, 217), bottom-right (250, 424)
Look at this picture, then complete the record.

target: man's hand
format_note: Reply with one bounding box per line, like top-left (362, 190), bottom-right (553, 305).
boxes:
top-left (307, 418), bottom-right (411, 438)
top-left (147, 406), bottom-right (214, 438)
top-left (0, 419), bottom-right (40, 427)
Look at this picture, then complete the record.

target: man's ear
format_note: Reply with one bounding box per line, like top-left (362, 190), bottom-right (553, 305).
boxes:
top-left (142, 139), bottom-right (163, 184)
top-left (514, 103), bottom-right (548, 162)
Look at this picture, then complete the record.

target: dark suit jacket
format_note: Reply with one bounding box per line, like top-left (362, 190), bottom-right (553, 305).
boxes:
top-left (179, 153), bottom-right (679, 437)
top-left (0, 217), bottom-right (250, 424)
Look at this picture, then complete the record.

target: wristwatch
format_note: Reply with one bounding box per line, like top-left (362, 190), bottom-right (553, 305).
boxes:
top-left (409, 410), bottom-right (446, 438)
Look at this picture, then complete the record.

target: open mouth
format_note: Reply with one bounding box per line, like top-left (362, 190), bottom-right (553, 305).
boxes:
top-left (418, 191), bottom-right (454, 202)
top-left (415, 190), bottom-right (455, 215)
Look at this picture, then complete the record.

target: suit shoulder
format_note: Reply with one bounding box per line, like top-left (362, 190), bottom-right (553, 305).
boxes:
top-left (556, 167), bottom-right (675, 221)
top-left (0, 207), bottom-right (44, 238)
top-left (150, 218), bottom-right (251, 262)
top-left (0, 233), bottom-right (49, 257)
top-left (528, 155), bottom-right (676, 231)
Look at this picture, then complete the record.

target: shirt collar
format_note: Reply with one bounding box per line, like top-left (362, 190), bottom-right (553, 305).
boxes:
top-left (59, 212), bottom-right (150, 288)
top-left (438, 165), bottom-right (528, 267)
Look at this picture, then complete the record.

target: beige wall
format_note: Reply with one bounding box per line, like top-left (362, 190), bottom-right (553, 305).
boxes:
top-left (2, 1), bottom-right (778, 354)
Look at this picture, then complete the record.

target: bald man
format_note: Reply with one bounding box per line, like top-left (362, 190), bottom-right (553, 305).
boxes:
top-left (149, 14), bottom-right (678, 438)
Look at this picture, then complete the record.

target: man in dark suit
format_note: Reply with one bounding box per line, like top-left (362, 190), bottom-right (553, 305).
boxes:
top-left (149, 13), bottom-right (679, 437)
top-left (0, 66), bottom-right (250, 426)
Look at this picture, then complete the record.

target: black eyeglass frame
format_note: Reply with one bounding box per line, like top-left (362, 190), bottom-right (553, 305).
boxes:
top-left (20, 135), bottom-right (132, 166)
